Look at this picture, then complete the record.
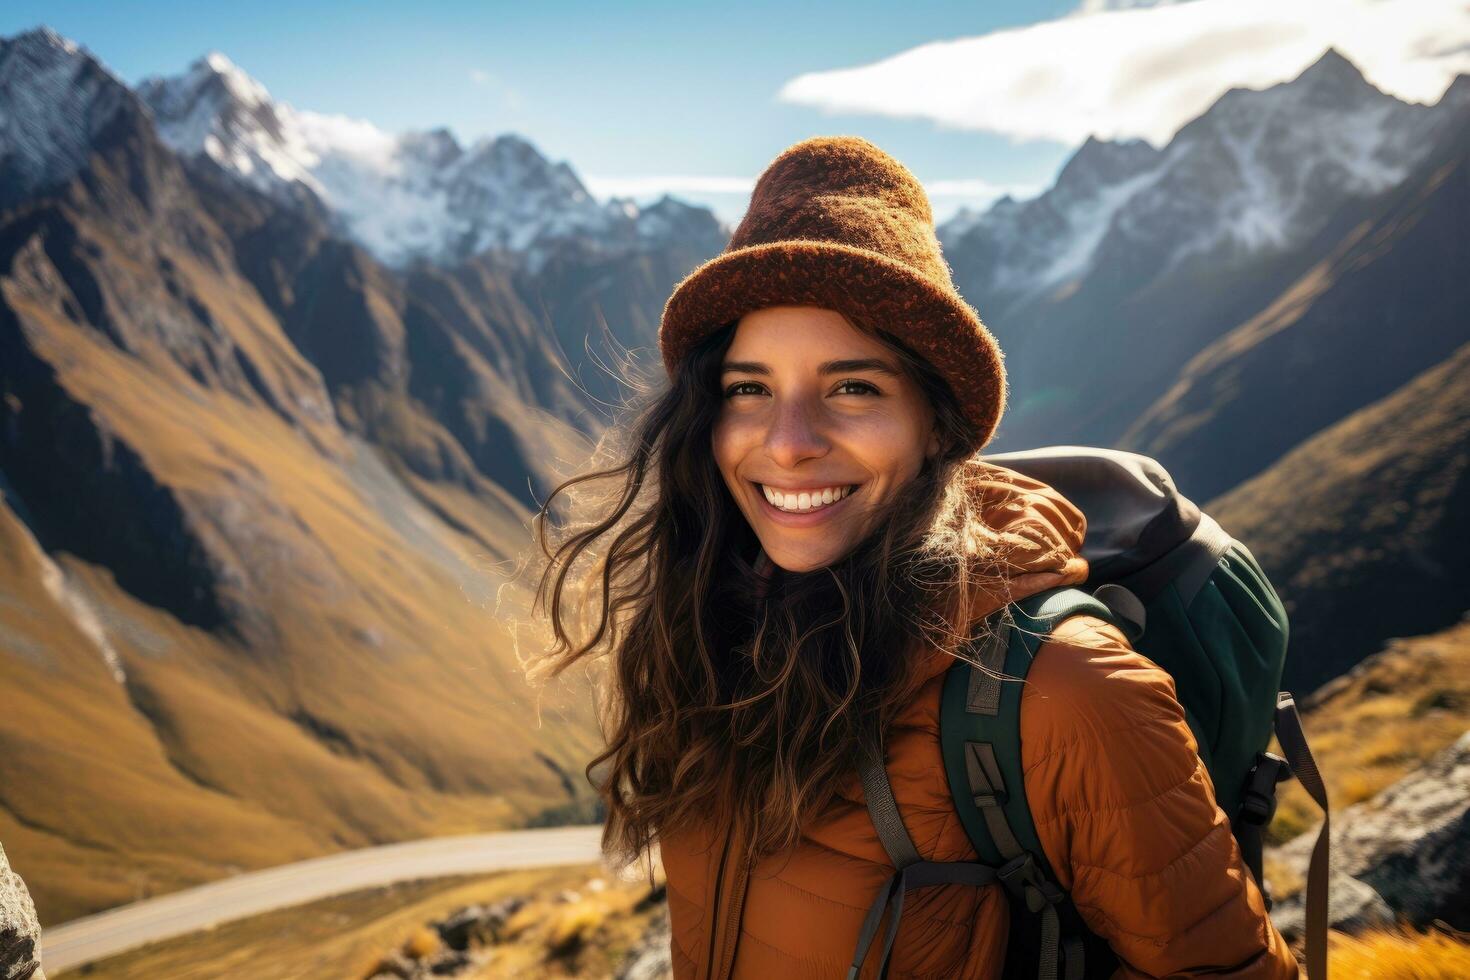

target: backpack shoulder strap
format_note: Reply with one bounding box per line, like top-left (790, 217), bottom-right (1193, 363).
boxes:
top-left (941, 586), bottom-right (1118, 868)
top-left (940, 585), bottom-right (1125, 980)
top-left (1275, 692), bottom-right (1330, 980)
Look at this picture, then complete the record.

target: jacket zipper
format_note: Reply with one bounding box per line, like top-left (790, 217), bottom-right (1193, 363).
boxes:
top-left (716, 847), bottom-right (750, 978)
top-left (704, 819), bottom-right (734, 979)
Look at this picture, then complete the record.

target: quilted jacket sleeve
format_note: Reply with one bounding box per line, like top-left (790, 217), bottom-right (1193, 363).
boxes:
top-left (1019, 614), bottom-right (1299, 979)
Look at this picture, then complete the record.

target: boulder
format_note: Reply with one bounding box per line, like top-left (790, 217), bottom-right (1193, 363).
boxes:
top-left (1269, 729), bottom-right (1470, 933)
top-left (0, 844), bottom-right (44, 980)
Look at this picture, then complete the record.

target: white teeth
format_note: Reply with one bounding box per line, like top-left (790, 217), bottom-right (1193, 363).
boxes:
top-left (761, 484), bottom-right (854, 513)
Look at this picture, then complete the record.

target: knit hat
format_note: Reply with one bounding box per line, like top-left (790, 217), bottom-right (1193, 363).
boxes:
top-left (658, 135), bottom-right (1007, 452)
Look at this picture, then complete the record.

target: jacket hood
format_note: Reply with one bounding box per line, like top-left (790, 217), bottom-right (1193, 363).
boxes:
top-left (918, 457), bottom-right (1091, 683)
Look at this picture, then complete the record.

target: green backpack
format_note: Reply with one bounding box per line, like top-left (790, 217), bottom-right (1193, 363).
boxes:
top-left (852, 447), bottom-right (1330, 980)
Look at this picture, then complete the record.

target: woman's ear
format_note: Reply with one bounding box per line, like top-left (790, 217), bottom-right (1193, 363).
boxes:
top-left (926, 419), bottom-right (943, 459)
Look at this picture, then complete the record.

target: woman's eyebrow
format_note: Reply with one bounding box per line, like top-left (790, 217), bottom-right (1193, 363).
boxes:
top-left (720, 359), bottom-right (770, 376)
top-left (820, 358), bottom-right (902, 377)
top-left (720, 357), bottom-right (901, 377)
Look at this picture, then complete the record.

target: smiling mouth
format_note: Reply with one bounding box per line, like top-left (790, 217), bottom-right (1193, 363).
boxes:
top-left (753, 481), bottom-right (863, 514)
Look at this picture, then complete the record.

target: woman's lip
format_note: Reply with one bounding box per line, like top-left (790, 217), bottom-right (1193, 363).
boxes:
top-left (750, 480), bottom-right (862, 527)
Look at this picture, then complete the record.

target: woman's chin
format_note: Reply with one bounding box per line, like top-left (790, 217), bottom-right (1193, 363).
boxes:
top-left (757, 536), bottom-right (851, 573)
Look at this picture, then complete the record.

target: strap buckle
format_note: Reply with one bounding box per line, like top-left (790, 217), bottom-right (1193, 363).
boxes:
top-left (1238, 751), bottom-right (1290, 825)
top-left (998, 852), bottom-right (1064, 913)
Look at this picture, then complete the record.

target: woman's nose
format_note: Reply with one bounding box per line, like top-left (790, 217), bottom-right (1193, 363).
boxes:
top-left (763, 397), bottom-right (829, 468)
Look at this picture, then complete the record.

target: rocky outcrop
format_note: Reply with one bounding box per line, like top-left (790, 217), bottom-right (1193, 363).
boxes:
top-left (361, 899), bottom-right (527, 979)
top-left (1269, 729), bottom-right (1470, 938)
top-left (618, 903), bottom-right (672, 980)
top-left (0, 843), bottom-right (44, 980)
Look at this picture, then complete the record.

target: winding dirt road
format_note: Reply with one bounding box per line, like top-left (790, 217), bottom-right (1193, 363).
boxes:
top-left (41, 825), bottom-right (604, 975)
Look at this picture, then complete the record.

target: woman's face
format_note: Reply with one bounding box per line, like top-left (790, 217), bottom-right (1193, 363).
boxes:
top-left (712, 306), bottom-right (941, 573)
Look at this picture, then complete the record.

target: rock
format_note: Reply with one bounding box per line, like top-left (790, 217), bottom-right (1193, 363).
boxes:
top-left (433, 896), bottom-right (525, 950)
top-left (1269, 728), bottom-right (1470, 931)
top-left (1269, 866), bottom-right (1393, 941)
top-left (0, 843), bottom-right (45, 980)
top-left (617, 903), bottom-right (672, 980)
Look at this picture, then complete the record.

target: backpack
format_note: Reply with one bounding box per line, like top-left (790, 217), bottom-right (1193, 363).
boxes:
top-left (851, 446), bottom-right (1331, 980)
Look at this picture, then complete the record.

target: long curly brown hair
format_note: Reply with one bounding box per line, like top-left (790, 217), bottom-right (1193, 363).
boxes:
top-left (525, 317), bottom-right (1015, 868)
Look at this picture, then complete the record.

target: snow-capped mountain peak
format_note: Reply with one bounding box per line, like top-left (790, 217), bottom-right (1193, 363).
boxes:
top-left (201, 50), bottom-right (269, 105)
top-left (0, 27), bottom-right (136, 204)
top-left (135, 54), bottom-right (675, 270)
top-left (938, 46), bottom-right (1465, 316)
top-left (138, 52), bottom-right (312, 192)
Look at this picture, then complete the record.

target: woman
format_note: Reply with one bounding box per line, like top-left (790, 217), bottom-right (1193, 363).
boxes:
top-left (529, 136), bottom-right (1297, 978)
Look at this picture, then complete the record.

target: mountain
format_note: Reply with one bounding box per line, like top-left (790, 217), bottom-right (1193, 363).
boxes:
top-left (0, 27), bottom-right (678, 923)
top-left (1121, 106), bottom-right (1470, 500)
top-left (135, 51), bottom-right (718, 274)
top-left (137, 48), bottom-right (728, 412)
top-left (942, 48), bottom-right (1469, 469)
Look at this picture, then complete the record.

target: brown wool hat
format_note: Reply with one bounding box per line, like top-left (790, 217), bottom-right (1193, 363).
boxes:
top-left (659, 134), bottom-right (1008, 452)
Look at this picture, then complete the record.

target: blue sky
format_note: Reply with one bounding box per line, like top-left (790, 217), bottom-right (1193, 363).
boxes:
top-left (5, 0), bottom-right (1465, 225)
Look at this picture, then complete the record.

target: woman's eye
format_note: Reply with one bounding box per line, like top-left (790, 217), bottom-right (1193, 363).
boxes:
top-left (724, 381), bottom-right (766, 398)
top-left (834, 379), bottom-right (880, 396)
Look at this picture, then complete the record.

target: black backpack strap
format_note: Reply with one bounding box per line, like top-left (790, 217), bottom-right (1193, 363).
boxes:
top-left (1232, 749), bottom-right (1291, 903)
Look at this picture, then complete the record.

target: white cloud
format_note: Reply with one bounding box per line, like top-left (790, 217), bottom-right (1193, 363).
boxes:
top-left (777, 0), bottom-right (1470, 146)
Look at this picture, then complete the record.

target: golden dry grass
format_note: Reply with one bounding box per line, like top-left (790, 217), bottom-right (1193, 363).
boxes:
top-left (1326, 925), bottom-right (1470, 979)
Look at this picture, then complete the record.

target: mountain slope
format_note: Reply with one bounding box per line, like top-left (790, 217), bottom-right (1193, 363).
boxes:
top-left (1206, 339), bottom-right (1470, 694)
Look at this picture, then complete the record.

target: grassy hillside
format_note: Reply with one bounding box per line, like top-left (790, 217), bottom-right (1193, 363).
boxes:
top-left (0, 292), bottom-right (602, 923)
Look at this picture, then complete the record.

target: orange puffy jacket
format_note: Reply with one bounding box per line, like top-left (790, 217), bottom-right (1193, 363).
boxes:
top-left (660, 462), bottom-right (1299, 979)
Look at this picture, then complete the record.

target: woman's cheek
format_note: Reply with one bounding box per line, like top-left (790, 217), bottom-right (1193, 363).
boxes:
top-left (711, 414), bottom-right (754, 489)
